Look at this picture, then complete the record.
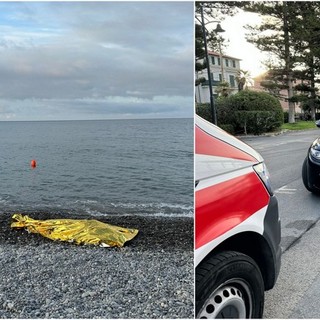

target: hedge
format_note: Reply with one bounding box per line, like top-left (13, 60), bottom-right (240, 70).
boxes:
top-left (195, 90), bottom-right (284, 135)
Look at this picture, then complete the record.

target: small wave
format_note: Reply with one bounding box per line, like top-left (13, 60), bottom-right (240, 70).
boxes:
top-left (74, 199), bottom-right (98, 204)
top-left (110, 202), bottom-right (193, 211)
top-left (85, 210), bottom-right (193, 219)
top-left (72, 201), bottom-right (193, 218)
top-left (0, 194), bottom-right (15, 205)
top-left (0, 198), bottom-right (193, 219)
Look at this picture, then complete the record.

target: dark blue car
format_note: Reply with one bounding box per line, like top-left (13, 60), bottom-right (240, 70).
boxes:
top-left (302, 137), bottom-right (320, 193)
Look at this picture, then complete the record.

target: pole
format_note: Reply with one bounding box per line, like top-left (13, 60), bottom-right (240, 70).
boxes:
top-left (200, 5), bottom-right (217, 125)
top-left (218, 40), bottom-right (224, 82)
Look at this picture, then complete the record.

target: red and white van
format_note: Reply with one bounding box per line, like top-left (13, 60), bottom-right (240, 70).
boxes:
top-left (195, 115), bottom-right (281, 318)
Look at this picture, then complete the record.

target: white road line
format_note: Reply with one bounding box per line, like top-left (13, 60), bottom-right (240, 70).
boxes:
top-left (275, 185), bottom-right (297, 195)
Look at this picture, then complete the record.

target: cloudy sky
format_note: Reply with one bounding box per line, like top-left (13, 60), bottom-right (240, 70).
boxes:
top-left (222, 11), bottom-right (267, 78)
top-left (0, 2), bottom-right (194, 121)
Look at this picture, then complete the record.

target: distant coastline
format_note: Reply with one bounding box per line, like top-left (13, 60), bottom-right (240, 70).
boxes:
top-left (0, 116), bottom-right (194, 123)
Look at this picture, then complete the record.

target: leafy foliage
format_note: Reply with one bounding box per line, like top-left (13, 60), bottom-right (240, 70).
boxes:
top-left (243, 2), bottom-right (298, 123)
top-left (235, 70), bottom-right (253, 91)
top-left (195, 2), bottom-right (241, 19)
top-left (195, 24), bottom-right (206, 74)
top-left (217, 90), bottom-right (284, 135)
top-left (215, 81), bottom-right (232, 97)
top-left (244, 1), bottom-right (320, 122)
top-left (196, 103), bottom-right (214, 123)
top-left (195, 90), bottom-right (284, 135)
top-left (195, 2), bottom-right (240, 85)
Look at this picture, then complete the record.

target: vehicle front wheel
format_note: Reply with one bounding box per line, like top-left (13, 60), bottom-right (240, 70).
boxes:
top-left (196, 251), bottom-right (264, 319)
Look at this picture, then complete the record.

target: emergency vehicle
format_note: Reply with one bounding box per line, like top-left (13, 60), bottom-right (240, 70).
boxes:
top-left (195, 115), bottom-right (281, 318)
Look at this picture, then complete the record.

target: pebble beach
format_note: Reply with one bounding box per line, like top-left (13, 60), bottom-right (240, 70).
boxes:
top-left (0, 211), bottom-right (194, 318)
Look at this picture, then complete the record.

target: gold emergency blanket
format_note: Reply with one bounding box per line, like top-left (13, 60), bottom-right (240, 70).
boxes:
top-left (11, 214), bottom-right (139, 248)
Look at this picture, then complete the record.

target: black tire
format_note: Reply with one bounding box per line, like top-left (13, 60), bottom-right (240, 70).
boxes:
top-left (196, 251), bottom-right (264, 319)
top-left (302, 157), bottom-right (317, 193)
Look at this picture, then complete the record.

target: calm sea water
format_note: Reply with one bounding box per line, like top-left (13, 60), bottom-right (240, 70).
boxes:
top-left (0, 118), bottom-right (193, 217)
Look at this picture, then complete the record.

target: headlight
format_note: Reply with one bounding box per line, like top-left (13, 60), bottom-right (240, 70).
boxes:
top-left (310, 138), bottom-right (320, 161)
top-left (253, 162), bottom-right (274, 196)
top-left (310, 148), bottom-right (320, 160)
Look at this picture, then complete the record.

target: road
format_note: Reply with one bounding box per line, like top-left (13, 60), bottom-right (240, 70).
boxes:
top-left (241, 128), bottom-right (320, 318)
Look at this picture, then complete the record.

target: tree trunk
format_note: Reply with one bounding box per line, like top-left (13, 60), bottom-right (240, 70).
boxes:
top-left (310, 57), bottom-right (316, 121)
top-left (288, 73), bottom-right (296, 123)
top-left (284, 3), bottom-right (295, 123)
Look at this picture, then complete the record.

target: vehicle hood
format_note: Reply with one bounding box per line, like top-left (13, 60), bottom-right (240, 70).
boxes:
top-left (195, 115), bottom-right (264, 181)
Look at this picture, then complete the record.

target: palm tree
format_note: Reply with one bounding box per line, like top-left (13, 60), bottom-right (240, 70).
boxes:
top-left (236, 69), bottom-right (253, 91)
top-left (215, 81), bottom-right (232, 97)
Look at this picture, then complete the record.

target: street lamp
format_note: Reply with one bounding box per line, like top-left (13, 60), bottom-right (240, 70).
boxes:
top-left (198, 5), bottom-right (225, 125)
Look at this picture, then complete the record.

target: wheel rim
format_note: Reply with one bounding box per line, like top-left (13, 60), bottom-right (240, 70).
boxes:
top-left (197, 279), bottom-right (252, 319)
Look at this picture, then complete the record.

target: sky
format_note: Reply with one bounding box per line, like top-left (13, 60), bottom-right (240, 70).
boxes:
top-left (209, 9), bottom-right (268, 79)
top-left (0, 2), bottom-right (194, 121)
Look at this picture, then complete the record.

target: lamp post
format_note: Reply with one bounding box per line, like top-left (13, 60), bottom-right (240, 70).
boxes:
top-left (199, 5), bottom-right (225, 125)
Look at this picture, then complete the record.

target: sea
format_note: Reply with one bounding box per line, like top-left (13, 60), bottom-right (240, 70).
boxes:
top-left (0, 118), bottom-right (193, 218)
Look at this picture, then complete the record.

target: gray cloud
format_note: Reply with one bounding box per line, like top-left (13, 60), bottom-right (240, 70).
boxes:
top-left (0, 2), bottom-right (194, 120)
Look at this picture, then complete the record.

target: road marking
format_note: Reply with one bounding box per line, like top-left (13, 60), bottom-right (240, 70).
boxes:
top-left (275, 186), bottom-right (297, 195)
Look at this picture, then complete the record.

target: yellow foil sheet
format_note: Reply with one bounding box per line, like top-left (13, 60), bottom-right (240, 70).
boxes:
top-left (11, 213), bottom-right (139, 247)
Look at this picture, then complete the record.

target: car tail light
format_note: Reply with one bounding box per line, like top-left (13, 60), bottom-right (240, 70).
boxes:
top-left (253, 162), bottom-right (274, 196)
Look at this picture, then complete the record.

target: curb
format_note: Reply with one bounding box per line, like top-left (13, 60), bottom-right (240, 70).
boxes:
top-left (236, 130), bottom-right (288, 139)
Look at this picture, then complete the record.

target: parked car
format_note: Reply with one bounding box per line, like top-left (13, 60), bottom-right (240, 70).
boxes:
top-left (195, 115), bottom-right (281, 319)
top-left (302, 137), bottom-right (320, 193)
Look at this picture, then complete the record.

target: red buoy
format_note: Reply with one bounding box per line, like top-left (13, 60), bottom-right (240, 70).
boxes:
top-left (30, 159), bottom-right (37, 169)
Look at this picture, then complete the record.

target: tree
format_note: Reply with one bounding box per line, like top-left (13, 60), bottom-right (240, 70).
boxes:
top-left (258, 68), bottom-right (290, 102)
top-left (195, 2), bottom-right (240, 58)
top-left (215, 81), bottom-right (232, 97)
top-left (195, 2), bottom-right (239, 89)
top-left (244, 2), bottom-right (300, 123)
top-left (195, 23), bottom-right (206, 87)
top-left (195, 2), bottom-right (241, 20)
top-left (235, 69), bottom-right (253, 91)
top-left (217, 90), bottom-right (284, 135)
top-left (289, 2), bottom-right (320, 120)
top-left (244, 1), bottom-right (320, 122)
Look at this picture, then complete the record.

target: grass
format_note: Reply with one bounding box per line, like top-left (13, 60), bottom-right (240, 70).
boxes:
top-left (281, 121), bottom-right (317, 131)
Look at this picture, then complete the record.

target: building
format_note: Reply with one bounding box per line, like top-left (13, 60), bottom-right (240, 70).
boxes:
top-left (195, 50), bottom-right (241, 104)
top-left (252, 72), bottom-right (302, 113)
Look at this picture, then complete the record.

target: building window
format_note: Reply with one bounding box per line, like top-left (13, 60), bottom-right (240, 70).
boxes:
top-left (218, 57), bottom-right (221, 65)
top-left (219, 74), bottom-right (222, 82)
top-left (211, 56), bottom-right (215, 65)
top-left (229, 75), bottom-right (235, 87)
top-left (225, 59), bottom-right (229, 67)
top-left (232, 60), bottom-right (236, 68)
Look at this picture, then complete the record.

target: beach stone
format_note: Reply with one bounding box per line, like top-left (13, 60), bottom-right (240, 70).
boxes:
top-left (0, 211), bottom-right (193, 318)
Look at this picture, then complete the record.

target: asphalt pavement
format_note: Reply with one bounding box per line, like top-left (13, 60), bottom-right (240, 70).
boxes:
top-left (241, 128), bottom-right (320, 251)
top-left (264, 218), bottom-right (320, 318)
top-left (240, 128), bottom-right (320, 318)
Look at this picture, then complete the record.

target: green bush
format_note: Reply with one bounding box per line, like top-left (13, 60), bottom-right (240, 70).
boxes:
top-left (195, 103), bottom-right (213, 123)
top-left (216, 90), bottom-right (284, 135)
top-left (219, 124), bottom-right (235, 135)
top-left (235, 110), bottom-right (278, 135)
top-left (195, 103), bottom-right (235, 134)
